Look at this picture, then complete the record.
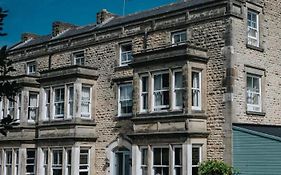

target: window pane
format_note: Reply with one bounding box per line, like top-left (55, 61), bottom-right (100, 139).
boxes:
top-left (142, 76), bottom-right (148, 92)
top-left (175, 148), bottom-right (182, 165)
top-left (162, 148), bottom-right (169, 165)
top-left (153, 148), bottom-right (161, 165)
top-left (175, 72), bottom-right (182, 88)
top-left (162, 74), bottom-right (169, 88)
top-left (119, 84), bottom-right (133, 115)
top-left (154, 75), bottom-right (161, 90)
top-left (192, 147), bottom-right (200, 165)
top-left (141, 148), bottom-right (148, 165)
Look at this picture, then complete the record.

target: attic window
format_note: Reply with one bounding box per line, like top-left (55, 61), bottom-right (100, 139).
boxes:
top-left (171, 30), bottom-right (187, 44)
top-left (73, 51), bottom-right (85, 65)
top-left (27, 61), bottom-right (36, 74)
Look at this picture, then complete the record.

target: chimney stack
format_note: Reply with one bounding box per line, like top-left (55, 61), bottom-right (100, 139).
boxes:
top-left (52, 21), bottom-right (76, 37)
top-left (96, 9), bottom-right (116, 24)
top-left (21, 33), bottom-right (39, 42)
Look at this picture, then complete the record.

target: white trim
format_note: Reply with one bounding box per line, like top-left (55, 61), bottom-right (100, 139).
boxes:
top-left (73, 50), bottom-right (85, 65)
top-left (172, 69), bottom-right (184, 110)
top-left (139, 74), bottom-right (149, 113)
top-left (119, 42), bottom-right (133, 66)
top-left (191, 71), bottom-right (202, 111)
top-left (247, 9), bottom-right (259, 47)
top-left (152, 71), bottom-right (170, 112)
top-left (246, 74), bottom-right (262, 112)
top-left (27, 61), bottom-right (36, 75)
top-left (171, 30), bottom-right (187, 44)
top-left (81, 85), bottom-right (92, 119)
top-left (118, 83), bottom-right (133, 117)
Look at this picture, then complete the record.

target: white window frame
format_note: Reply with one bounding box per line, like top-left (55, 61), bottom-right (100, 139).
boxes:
top-left (152, 71), bottom-right (170, 112)
top-left (26, 149), bottom-right (36, 175)
top-left (28, 92), bottom-right (38, 122)
top-left (79, 148), bottom-right (90, 174)
top-left (51, 149), bottom-right (63, 175)
top-left (16, 93), bottom-right (22, 121)
top-left (0, 98), bottom-right (3, 120)
top-left (67, 86), bottom-right (74, 119)
top-left (173, 146), bottom-right (182, 175)
top-left (246, 74), bottom-right (262, 112)
top-left (152, 146), bottom-right (170, 175)
top-left (53, 86), bottom-right (65, 119)
top-left (42, 149), bottom-right (48, 175)
top-left (81, 85), bottom-right (92, 119)
top-left (140, 74), bottom-right (149, 113)
top-left (118, 83), bottom-right (133, 117)
top-left (44, 88), bottom-right (51, 121)
top-left (191, 145), bottom-right (202, 175)
top-left (7, 98), bottom-right (15, 118)
top-left (140, 147), bottom-right (148, 175)
top-left (171, 30), bottom-right (187, 44)
top-left (172, 70), bottom-right (184, 110)
top-left (3, 148), bottom-right (19, 175)
top-left (191, 71), bottom-right (202, 111)
top-left (247, 9), bottom-right (259, 47)
top-left (65, 149), bottom-right (72, 175)
top-left (73, 51), bottom-right (85, 66)
top-left (119, 43), bottom-right (133, 66)
top-left (27, 61), bottom-right (36, 74)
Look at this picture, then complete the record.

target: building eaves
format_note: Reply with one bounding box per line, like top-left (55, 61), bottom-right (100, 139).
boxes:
top-left (9, 0), bottom-right (217, 51)
top-left (233, 123), bottom-right (281, 139)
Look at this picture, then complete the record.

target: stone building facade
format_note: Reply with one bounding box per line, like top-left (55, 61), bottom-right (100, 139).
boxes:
top-left (0, 0), bottom-right (281, 174)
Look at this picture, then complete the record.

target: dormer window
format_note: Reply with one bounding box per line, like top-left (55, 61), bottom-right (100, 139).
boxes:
top-left (120, 43), bottom-right (132, 66)
top-left (73, 51), bottom-right (85, 65)
top-left (171, 30), bottom-right (187, 44)
top-left (27, 61), bottom-right (36, 74)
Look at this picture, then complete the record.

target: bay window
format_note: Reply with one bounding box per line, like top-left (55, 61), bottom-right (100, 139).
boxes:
top-left (118, 83), bottom-right (133, 116)
top-left (139, 145), bottom-right (184, 175)
top-left (43, 84), bottom-right (93, 121)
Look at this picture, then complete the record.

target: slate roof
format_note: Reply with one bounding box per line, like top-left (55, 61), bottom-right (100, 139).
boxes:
top-left (9, 0), bottom-right (216, 51)
top-left (233, 123), bottom-right (281, 138)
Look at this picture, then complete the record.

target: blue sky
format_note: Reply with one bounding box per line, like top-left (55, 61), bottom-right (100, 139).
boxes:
top-left (0, 0), bottom-right (178, 46)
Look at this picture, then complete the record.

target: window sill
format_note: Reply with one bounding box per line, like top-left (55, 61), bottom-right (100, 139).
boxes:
top-left (116, 115), bottom-right (133, 120)
top-left (246, 111), bottom-right (266, 116)
top-left (246, 44), bottom-right (264, 52)
top-left (114, 65), bottom-right (131, 71)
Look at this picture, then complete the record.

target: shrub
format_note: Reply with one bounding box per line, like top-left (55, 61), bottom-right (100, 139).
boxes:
top-left (198, 160), bottom-right (239, 175)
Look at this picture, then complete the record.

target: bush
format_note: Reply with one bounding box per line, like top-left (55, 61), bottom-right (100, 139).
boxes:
top-left (198, 160), bottom-right (239, 175)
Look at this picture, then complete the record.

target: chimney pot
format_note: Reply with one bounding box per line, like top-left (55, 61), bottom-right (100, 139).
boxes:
top-left (21, 33), bottom-right (39, 42)
top-left (52, 21), bottom-right (76, 37)
top-left (96, 9), bottom-right (116, 24)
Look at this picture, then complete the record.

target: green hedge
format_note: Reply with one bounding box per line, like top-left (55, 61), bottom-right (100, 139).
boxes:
top-left (198, 160), bottom-right (239, 175)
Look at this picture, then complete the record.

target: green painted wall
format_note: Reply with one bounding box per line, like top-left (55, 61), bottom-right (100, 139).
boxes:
top-left (233, 128), bottom-right (281, 175)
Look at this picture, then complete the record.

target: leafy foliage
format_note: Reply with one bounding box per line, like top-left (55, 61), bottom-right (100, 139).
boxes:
top-left (0, 8), bottom-right (20, 136)
top-left (198, 160), bottom-right (239, 175)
